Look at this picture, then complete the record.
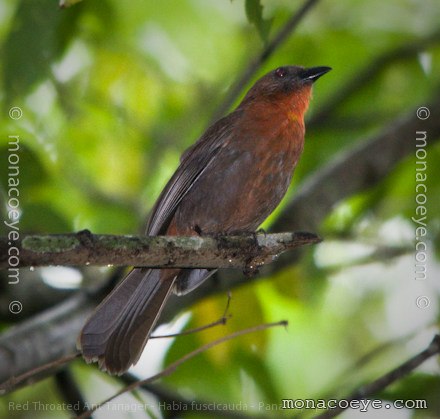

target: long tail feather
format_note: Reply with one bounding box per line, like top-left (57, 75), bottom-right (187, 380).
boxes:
top-left (78, 268), bottom-right (176, 375)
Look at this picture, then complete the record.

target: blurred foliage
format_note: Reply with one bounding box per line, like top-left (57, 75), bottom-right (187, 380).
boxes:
top-left (245, 0), bottom-right (273, 43)
top-left (0, 0), bottom-right (440, 418)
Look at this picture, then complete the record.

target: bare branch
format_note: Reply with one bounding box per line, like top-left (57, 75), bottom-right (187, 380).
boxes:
top-left (151, 292), bottom-right (231, 339)
top-left (0, 230), bottom-right (320, 269)
top-left (0, 353), bottom-right (80, 395)
top-left (314, 335), bottom-right (440, 419)
top-left (77, 321), bottom-right (287, 419)
top-left (1, 99), bottom-right (438, 390)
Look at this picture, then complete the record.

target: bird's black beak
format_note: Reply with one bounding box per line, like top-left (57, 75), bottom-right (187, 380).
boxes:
top-left (300, 66), bottom-right (332, 83)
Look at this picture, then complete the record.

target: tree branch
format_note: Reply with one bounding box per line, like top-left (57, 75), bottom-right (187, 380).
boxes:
top-left (77, 321), bottom-right (287, 419)
top-left (314, 335), bottom-right (440, 419)
top-left (1, 99), bottom-right (438, 389)
top-left (0, 230), bottom-right (320, 269)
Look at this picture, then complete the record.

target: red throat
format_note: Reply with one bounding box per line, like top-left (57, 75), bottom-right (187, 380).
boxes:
top-left (286, 85), bottom-right (313, 125)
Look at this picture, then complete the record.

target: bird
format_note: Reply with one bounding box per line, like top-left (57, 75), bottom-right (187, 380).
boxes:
top-left (78, 65), bottom-right (331, 374)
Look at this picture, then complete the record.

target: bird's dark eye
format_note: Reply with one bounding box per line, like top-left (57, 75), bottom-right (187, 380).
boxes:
top-left (275, 67), bottom-right (287, 78)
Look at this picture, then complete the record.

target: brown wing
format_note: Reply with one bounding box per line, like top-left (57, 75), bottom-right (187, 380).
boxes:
top-left (146, 110), bottom-right (242, 236)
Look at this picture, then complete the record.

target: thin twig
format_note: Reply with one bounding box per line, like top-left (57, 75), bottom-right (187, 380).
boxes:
top-left (0, 295), bottom-right (232, 394)
top-left (0, 353), bottom-right (80, 394)
top-left (211, 0), bottom-right (322, 121)
top-left (1, 99), bottom-right (439, 388)
top-left (78, 320), bottom-right (288, 419)
top-left (151, 293), bottom-right (232, 339)
top-left (314, 335), bottom-right (440, 419)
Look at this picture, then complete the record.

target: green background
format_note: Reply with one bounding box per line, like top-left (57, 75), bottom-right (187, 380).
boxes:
top-left (1, 0), bottom-right (439, 418)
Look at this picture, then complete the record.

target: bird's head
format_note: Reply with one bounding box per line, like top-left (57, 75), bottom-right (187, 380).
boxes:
top-left (240, 65), bottom-right (331, 120)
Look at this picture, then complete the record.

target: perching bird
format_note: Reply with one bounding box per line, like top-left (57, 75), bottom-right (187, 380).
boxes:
top-left (78, 65), bottom-right (331, 374)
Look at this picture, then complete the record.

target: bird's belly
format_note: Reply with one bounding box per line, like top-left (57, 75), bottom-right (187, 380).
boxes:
top-left (174, 146), bottom-right (297, 234)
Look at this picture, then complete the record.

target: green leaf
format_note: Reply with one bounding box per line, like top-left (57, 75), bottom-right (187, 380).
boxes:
top-left (2, 0), bottom-right (82, 103)
top-left (245, 0), bottom-right (273, 43)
